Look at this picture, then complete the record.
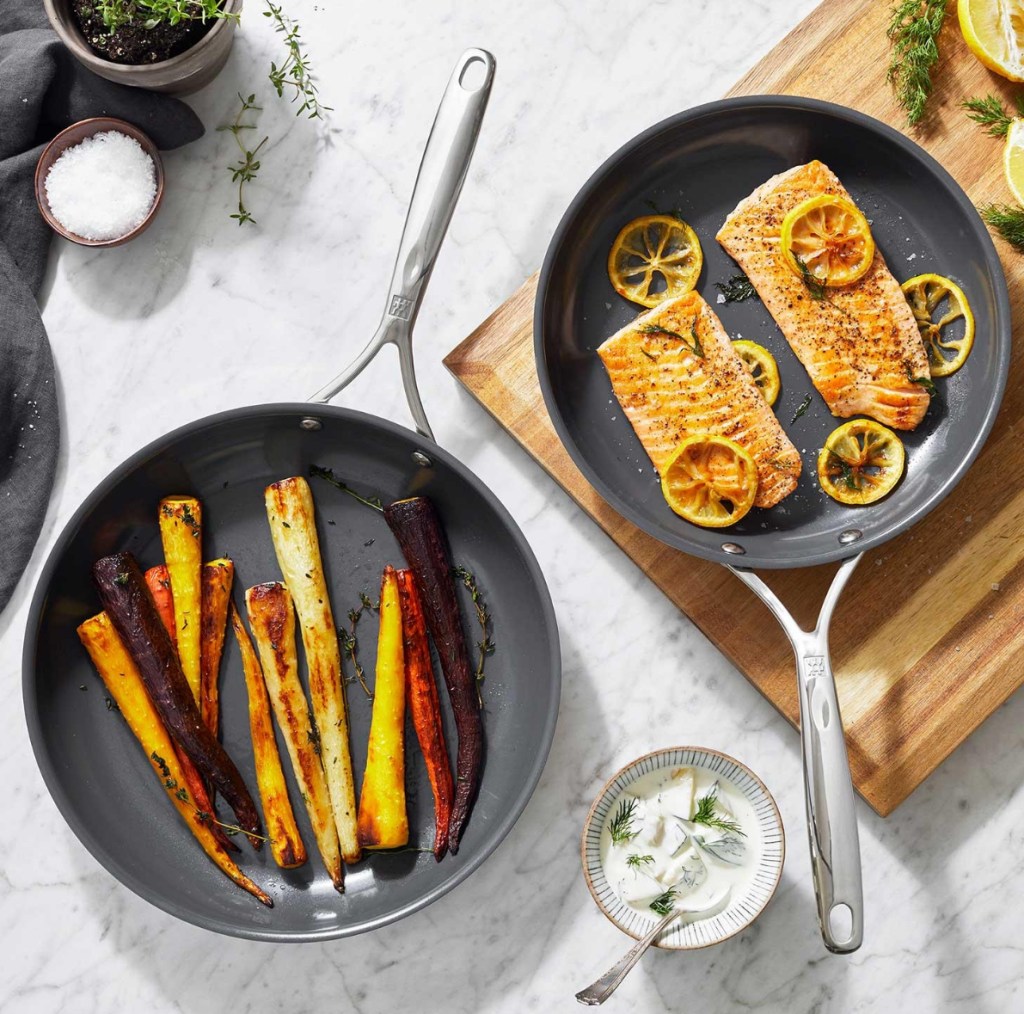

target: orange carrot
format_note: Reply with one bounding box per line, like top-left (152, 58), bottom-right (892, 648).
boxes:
top-left (396, 569), bottom-right (454, 860)
top-left (144, 565), bottom-right (177, 653)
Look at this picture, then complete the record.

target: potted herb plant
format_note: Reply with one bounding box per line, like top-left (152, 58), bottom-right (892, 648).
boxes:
top-left (43, 0), bottom-right (242, 94)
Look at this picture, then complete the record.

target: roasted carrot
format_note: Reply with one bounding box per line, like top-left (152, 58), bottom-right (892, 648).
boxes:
top-left (246, 582), bottom-right (344, 892)
top-left (384, 497), bottom-right (482, 852)
top-left (78, 612), bottom-right (272, 907)
top-left (200, 559), bottom-right (234, 736)
top-left (158, 496), bottom-right (203, 705)
top-left (93, 552), bottom-right (263, 844)
top-left (265, 477), bottom-right (361, 864)
top-left (230, 603), bottom-right (307, 869)
top-left (396, 568), bottom-right (453, 860)
top-left (357, 566), bottom-right (408, 850)
top-left (144, 565), bottom-right (177, 653)
top-left (146, 566), bottom-right (238, 853)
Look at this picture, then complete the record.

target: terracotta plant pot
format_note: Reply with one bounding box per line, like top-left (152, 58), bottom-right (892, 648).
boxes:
top-left (43, 0), bottom-right (242, 95)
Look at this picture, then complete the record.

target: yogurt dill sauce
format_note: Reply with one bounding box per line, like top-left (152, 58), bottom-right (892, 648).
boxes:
top-left (601, 765), bottom-right (760, 921)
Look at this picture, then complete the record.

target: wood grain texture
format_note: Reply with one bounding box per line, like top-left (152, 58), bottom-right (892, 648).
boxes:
top-left (442, 0), bottom-right (1024, 817)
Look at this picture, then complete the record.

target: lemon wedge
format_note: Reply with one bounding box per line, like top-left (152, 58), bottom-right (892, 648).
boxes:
top-left (959, 0), bottom-right (1024, 82)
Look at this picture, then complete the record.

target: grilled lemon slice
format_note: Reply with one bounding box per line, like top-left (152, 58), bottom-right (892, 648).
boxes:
top-left (900, 273), bottom-right (974, 377)
top-left (818, 420), bottom-right (905, 505)
top-left (608, 215), bottom-right (703, 308)
top-left (732, 340), bottom-right (781, 407)
top-left (780, 195), bottom-right (875, 288)
top-left (661, 434), bottom-right (758, 527)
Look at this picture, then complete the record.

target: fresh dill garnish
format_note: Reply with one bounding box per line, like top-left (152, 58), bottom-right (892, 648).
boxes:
top-left (827, 451), bottom-right (860, 491)
top-left (453, 566), bottom-right (495, 706)
top-left (309, 464), bottom-right (384, 511)
top-left (963, 93), bottom-right (1024, 137)
top-left (792, 252), bottom-right (826, 301)
top-left (625, 853), bottom-right (655, 869)
top-left (642, 199), bottom-right (686, 222)
top-left (639, 322), bottom-right (704, 359)
top-left (791, 394), bottom-right (812, 424)
top-left (979, 203), bottom-right (1024, 251)
top-left (691, 786), bottom-right (745, 837)
top-left (649, 888), bottom-right (678, 916)
top-left (608, 797), bottom-right (639, 845)
top-left (714, 273), bottom-right (757, 302)
top-left (692, 833), bottom-right (746, 866)
top-left (886, 0), bottom-right (948, 127)
top-left (264, 1), bottom-right (331, 119)
top-left (218, 93), bottom-right (267, 226)
top-left (906, 368), bottom-right (937, 397)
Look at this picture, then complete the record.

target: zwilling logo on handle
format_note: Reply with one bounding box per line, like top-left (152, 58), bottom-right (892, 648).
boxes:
top-left (388, 294), bottom-right (414, 320)
top-left (804, 656), bottom-right (826, 678)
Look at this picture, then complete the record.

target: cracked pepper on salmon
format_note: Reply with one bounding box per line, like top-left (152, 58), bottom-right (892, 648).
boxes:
top-left (716, 160), bottom-right (931, 430)
top-left (597, 290), bottom-right (801, 508)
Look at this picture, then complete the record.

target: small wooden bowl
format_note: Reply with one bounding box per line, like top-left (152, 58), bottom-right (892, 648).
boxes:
top-left (35, 118), bottom-right (165, 248)
top-left (581, 746), bottom-right (785, 950)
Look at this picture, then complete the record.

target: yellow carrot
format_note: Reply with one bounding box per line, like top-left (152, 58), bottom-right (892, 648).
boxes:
top-left (158, 496), bottom-right (203, 704)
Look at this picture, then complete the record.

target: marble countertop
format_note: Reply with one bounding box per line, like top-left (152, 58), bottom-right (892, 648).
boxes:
top-left (6, 1), bottom-right (1024, 1011)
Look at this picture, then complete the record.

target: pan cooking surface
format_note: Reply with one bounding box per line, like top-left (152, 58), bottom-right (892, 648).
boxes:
top-left (535, 97), bottom-right (1010, 568)
top-left (24, 406), bottom-right (559, 940)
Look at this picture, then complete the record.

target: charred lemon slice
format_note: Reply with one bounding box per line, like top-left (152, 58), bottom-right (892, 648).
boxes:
top-left (661, 434), bottom-right (758, 527)
top-left (901, 273), bottom-right (975, 378)
top-left (732, 340), bottom-right (780, 407)
top-left (607, 215), bottom-right (703, 308)
top-left (818, 420), bottom-right (905, 505)
top-left (780, 195), bottom-right (875, 288)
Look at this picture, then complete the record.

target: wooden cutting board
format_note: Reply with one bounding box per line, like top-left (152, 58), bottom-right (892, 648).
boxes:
top-left (443, 0), bottom-right (1024, 817)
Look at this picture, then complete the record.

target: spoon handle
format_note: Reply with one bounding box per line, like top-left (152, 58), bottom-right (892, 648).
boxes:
top-left (575, 910), bottom-right (677, 1006)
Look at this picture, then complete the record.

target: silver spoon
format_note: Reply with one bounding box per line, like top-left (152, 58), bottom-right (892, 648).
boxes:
top-left (575, 909), bottom-right (679, 1005)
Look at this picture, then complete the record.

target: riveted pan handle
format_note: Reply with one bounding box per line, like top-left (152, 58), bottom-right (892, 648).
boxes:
top-left (729, 554), bottom-right (864, 954)
top-left (309, 49), bottom-right (496, 442)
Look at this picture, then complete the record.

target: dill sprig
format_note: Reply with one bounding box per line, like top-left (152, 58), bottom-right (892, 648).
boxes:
top-left (309, 465), bottom-right (384, 511)
top-left (453, 566), bottom-right (495, 706)
top-left (963, 93), bottom-right (1024, 137)
top-left (340, 593), bottom-right (378, 698)
top-left (625, 853), bottom-right (655, 869)
top-left (826, 451), bottom-right (860, 491)
top-left (691, 787), bottom-right (745, 837)
top-left (980, 203), bottom-right (1024, 251)
top-left (649, 888), bottom-right (678, 917)
top-left (715, 273), bottom-right (758, 303)
top-left (792, 252), bottom-right (826, 301)
top-left (906, 368), bottom-right (937, 397)
top-left (643, 200), bottom-right (686, 221)
top-left (639, 321), bottom-right (704, 359)
top-left (264, 1), bottom-right (331, 119)
top-left (886, 0), bottom-right (948, 127)
top-left (791, 394), bottom-right (812, 425)
top-left (608, 797), bottom-right (639, 845)
top-left (218, 93), bottom-right (267, 226)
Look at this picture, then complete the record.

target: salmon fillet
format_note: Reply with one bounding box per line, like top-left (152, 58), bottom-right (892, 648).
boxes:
top-left (716, 160), bottom-right (931, 430)
top-left (598, 291), bottom-right (801, 509)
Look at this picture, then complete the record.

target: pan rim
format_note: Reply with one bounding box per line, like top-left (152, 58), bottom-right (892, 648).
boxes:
top-left (22, 401), bottom-right (561, 942)
top-left (534, 94), bottom-right (1012, 570)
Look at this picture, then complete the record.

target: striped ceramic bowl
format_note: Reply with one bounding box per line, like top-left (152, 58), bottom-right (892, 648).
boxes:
top-left (581, 747), bottom-right (785, 950)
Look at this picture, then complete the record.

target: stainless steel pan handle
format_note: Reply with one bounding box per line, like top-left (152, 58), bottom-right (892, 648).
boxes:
top-left (729, 553), bottom-right (864, 954)
top-left (308, 49), bottom-right (496, 442)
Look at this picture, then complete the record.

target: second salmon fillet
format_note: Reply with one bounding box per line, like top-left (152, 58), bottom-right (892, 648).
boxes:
top-left (717, 160), bottom-right (931, 430)
top-left (598, 291), bottom-right (801, 509)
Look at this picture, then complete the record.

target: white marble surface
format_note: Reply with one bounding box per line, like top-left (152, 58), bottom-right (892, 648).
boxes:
top-left (5, 1), bottom-right (1024, 1011)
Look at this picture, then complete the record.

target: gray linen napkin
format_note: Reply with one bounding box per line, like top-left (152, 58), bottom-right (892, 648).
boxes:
top-left (0, 0), bottom-right (204, 614)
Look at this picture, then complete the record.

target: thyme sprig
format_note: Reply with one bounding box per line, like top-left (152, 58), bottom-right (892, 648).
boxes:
top-left (264, 1), bottom-right (331, 119)
top-left (692, 786), bottom-right (745, 837)
top-left (453, 566), bottom-right (495, 706)
top-left (608, 797), bottom-right (639, 845)
top-left (886, 0), bottom-right (948, 127)
top-left (218, 94), bottom-right (267, 226)
top-left (95, 0), bottom-right (237, 32)
top-left (714, 273), bottom-right (757, 303)
top-left (639, 321), bottom-right (704, 359)
top-left (196, 811), bottom-right (276, 844)
top-left (649, 888), bottom-right (678, 917)
top-left (340, 593), bottom-right (379, 698)
top-left (963, 93), bottom-right (1024, 137)
top-left (980, 203), bottom-right (1024, 251)
top-left (309, 465), bottom-right (384, 511)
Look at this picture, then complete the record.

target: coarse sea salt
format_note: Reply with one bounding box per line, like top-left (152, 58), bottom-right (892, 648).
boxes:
top-left (44, 131), bottom-right (157, 242)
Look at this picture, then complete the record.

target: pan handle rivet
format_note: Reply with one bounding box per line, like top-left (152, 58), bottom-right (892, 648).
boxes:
top-left (300, 417), bottom-right (323, 432)
top-left (412, 451), bottom-right (433, 467)
top-left (721, 542), bottom-right (745, 555)
top-left (838, 529), bottom-right (863, 545)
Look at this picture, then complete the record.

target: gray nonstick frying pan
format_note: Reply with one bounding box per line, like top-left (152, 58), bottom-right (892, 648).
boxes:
top-left (23, 50), bottom-right (561, 942)
top-left (535, 96), bottom-right (1011, 952)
